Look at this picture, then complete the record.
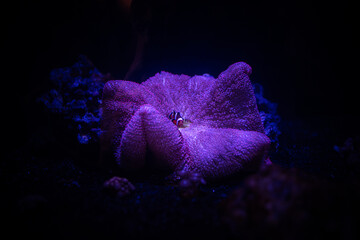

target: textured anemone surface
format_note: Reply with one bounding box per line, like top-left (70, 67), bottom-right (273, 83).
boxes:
top-left (101, 62), bottom-right (270, 180)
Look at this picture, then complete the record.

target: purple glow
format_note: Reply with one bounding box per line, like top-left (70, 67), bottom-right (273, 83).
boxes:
top-left (101, 62), bottom-right (270, 180)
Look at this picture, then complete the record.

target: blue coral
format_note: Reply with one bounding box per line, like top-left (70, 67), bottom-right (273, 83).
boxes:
top-left (253, 83), bottom-right (281, 150)
top-left (39, 55), bottom-right (109, 144)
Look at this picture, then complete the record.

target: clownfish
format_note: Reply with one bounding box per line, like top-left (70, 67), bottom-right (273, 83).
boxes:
top-left (168, 110), bottom-right (185, 128)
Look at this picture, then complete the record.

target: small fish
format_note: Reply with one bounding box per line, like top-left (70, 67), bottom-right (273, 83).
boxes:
top-left (168, 111), bottom-right (190, 128)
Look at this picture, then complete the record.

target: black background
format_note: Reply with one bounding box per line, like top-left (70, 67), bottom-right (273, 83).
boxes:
top-left (5, 0), bottom-right (360, 141)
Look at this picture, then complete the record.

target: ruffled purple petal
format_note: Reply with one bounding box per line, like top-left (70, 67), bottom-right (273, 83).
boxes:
top-left (118, 104), bottom-right (190, 171)
top-left (180, 126), bottom-right (270, 179)
top-left (142, 72), bottom-right (214, 123)
top-left (141, 62), bottom-right (263, 132)
top-left (200, 62), bottom-right (264, 132)
top-left (100, 80), bottom-right (161, 159)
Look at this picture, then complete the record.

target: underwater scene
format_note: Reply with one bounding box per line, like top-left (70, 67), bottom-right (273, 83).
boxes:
top-left (3, 0), bottom-right (359, 239)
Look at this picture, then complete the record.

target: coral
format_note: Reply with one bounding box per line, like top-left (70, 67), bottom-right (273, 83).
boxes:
top-left (219, 164), bottom-right (360, 239)
top-left (253, 83), bottom-right (281, 150)
top-left (174, 170), bottom-right (207, 199)
top-left (334, 136), bottom-right (360, 176)
top-left (39, 55), bottom-right (110, 144)
top-left (103, 176), bottom-right (136, 197)
top-left (219, 165), bottom-right (322, 238)
top-left (101, 62), bottom-right (270, 180)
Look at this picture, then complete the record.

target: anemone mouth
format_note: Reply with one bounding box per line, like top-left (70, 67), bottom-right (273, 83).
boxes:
top-left (168, 110), bottom-right (191, 129)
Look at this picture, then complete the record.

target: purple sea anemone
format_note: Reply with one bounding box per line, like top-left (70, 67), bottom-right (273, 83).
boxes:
top-left (101, 62), bottom-right (270, 180)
